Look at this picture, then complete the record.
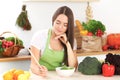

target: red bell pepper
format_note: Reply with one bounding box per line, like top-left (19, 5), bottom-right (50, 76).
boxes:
top-left (102, 62), bottom-right (115, 77)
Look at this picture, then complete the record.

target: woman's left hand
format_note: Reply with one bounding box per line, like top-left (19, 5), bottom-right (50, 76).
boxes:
top-left (55, 33), bottom-right (67, 45)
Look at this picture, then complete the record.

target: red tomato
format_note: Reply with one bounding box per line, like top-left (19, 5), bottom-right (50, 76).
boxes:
top-left (102, 45), bottom-right (109, 51)
top-left (87, 32), bottom-right (93, 36)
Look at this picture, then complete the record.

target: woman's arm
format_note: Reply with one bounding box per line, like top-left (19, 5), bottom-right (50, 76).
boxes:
top-left (30, 46), bottom-right (47, 77)
top-left (66, 41), bottom-right (78, 69)
top-left (55, 33), bottom-right (78, 69)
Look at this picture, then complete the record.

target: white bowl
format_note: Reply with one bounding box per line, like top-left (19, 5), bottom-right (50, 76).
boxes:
top-left (56, 67), bottom-right (75, 77)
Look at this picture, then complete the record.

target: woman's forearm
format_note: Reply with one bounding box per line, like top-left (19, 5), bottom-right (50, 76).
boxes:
top-left (66, 41), bottom-right (78, 68)
top-left (30, 46), bottom-right (41, 73)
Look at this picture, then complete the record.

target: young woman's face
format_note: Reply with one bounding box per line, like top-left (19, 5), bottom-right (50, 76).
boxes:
top-left (53, 14), bottom-right (68, 36)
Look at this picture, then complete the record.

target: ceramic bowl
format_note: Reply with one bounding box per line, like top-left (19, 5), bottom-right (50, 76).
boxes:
top-left (56, 67), bottom-right (75, 77)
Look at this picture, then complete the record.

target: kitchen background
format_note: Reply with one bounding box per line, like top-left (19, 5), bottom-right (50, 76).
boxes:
top-left (0, 0), bottom-right (120, 73)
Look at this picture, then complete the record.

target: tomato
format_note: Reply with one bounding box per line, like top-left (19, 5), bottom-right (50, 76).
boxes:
top-left (87, 32), bottom-right (93, 36)
top-left (102, 45), bottom-right (109, 51)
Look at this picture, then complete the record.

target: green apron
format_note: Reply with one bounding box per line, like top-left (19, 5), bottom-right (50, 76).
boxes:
top-left (39, 29), bottom-right (64, 71)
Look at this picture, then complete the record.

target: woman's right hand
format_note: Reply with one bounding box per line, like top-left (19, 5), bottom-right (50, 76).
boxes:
top-left (39, 65), bottom-right (48, 77)
top-left (31, 64), bottom-right (48, 77)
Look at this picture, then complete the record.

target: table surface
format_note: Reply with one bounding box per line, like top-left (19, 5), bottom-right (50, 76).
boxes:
top-left (29, 71), bottom-right (120, 80)
top-left (1, 71), bottom-right (120, 80)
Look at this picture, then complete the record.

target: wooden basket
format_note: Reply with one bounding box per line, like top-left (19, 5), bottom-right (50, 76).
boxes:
top-left (0, 31), bottom-right (24, 57)
top-left (74, 26), bottom-right (82, 53)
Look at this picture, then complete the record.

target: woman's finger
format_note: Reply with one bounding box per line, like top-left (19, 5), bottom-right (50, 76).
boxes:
top-left (39, 65), bottom-right (48, 72)
top-left (55, 35), bottom-right (61, 40)
top-left (42, 65), bottom-right (48, 72)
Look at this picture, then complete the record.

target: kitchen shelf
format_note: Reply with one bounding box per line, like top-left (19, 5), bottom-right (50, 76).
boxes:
top-left (76, 50), bottom-right (120, 56)
top-left (0, 54), bottom-right (31, 62)
top-left (0, 50), bottom-right (120, 62)
top-left (23, 0), bottom-right (99, 2)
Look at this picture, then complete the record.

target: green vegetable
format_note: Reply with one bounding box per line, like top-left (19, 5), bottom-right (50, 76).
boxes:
top-left (61, 65), bottom-right (74, 70)
top-left (78, 57), bottom-right (102, 75)
top-left (82, 19), bottom-right (106, 35)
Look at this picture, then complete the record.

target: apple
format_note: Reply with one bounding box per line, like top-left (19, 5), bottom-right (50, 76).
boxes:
top-left (24, 71), bottom-right (30, 79)
top-left (18, 74), bottom-right (28, 80)
top-left (18, 71), bottom-right (30, 80)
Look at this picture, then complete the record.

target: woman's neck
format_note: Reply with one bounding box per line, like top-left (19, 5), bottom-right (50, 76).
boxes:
top-left (51, 29), bottom-right (57, 39)
top-left (50, 29), bottom-right (63, 51)
top-left (51, 29), bottom-right (62, 43)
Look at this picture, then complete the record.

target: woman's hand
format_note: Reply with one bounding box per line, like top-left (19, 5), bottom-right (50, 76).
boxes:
top-left (31, 64), bottom-right (48, 77)
top-left (55, 33), bottom-right (68, 45)
top-left (38, 65), bottom-right (48, 77)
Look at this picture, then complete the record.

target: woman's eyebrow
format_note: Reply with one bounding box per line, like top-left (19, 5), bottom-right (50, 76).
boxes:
top-left (56, 20), bottom-right (68, 24)
top-left (56, 20), bottom-right (60, 22)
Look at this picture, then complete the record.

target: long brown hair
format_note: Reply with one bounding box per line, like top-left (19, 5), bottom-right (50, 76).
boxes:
top-left (52, 6), bottom-right (74, 66)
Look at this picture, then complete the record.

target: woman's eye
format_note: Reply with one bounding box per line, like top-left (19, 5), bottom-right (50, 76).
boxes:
top-left (64, 24), bottom-right (67, 27)
top-left (56, 22), bottom-right (60, 24)
top-left (56, 22), bottom-right (60, 25)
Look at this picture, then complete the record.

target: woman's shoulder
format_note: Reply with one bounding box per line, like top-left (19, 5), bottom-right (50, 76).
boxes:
top-left (30, 28), bottom-right (50, 50)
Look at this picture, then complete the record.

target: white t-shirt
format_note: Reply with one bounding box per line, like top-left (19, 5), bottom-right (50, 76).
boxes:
top-left (30, 28), bottom-right (77, 55)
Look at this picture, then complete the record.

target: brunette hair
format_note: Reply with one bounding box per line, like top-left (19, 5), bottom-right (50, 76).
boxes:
top-left (52, 6), bottom-right (74, 66)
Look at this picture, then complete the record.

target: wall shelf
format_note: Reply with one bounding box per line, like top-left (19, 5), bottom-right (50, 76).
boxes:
top-left (76, 50), bottom-right (120, 56)
top-left (0, 54), bottom-right (31, 62)
top-left (0, 50), bottom-right (119, 62)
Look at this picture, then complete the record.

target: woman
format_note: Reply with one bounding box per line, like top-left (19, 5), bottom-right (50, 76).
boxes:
top-left (30, 6), bottom-right (78, 77)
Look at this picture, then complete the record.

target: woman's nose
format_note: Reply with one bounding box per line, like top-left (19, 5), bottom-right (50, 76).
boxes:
top-left (59, 24), bottom-right (63, 29)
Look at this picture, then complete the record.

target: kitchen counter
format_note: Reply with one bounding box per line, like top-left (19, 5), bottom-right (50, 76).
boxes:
top-left (29, 71), bottom-right (120, 80)
top-left (1, 71), bottom-right (119, 80)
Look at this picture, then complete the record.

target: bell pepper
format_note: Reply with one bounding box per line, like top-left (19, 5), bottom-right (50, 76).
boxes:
top-left (102, 62), bottom-right (115, 77)
top-left (80, 30), bottom-right (88, 36)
